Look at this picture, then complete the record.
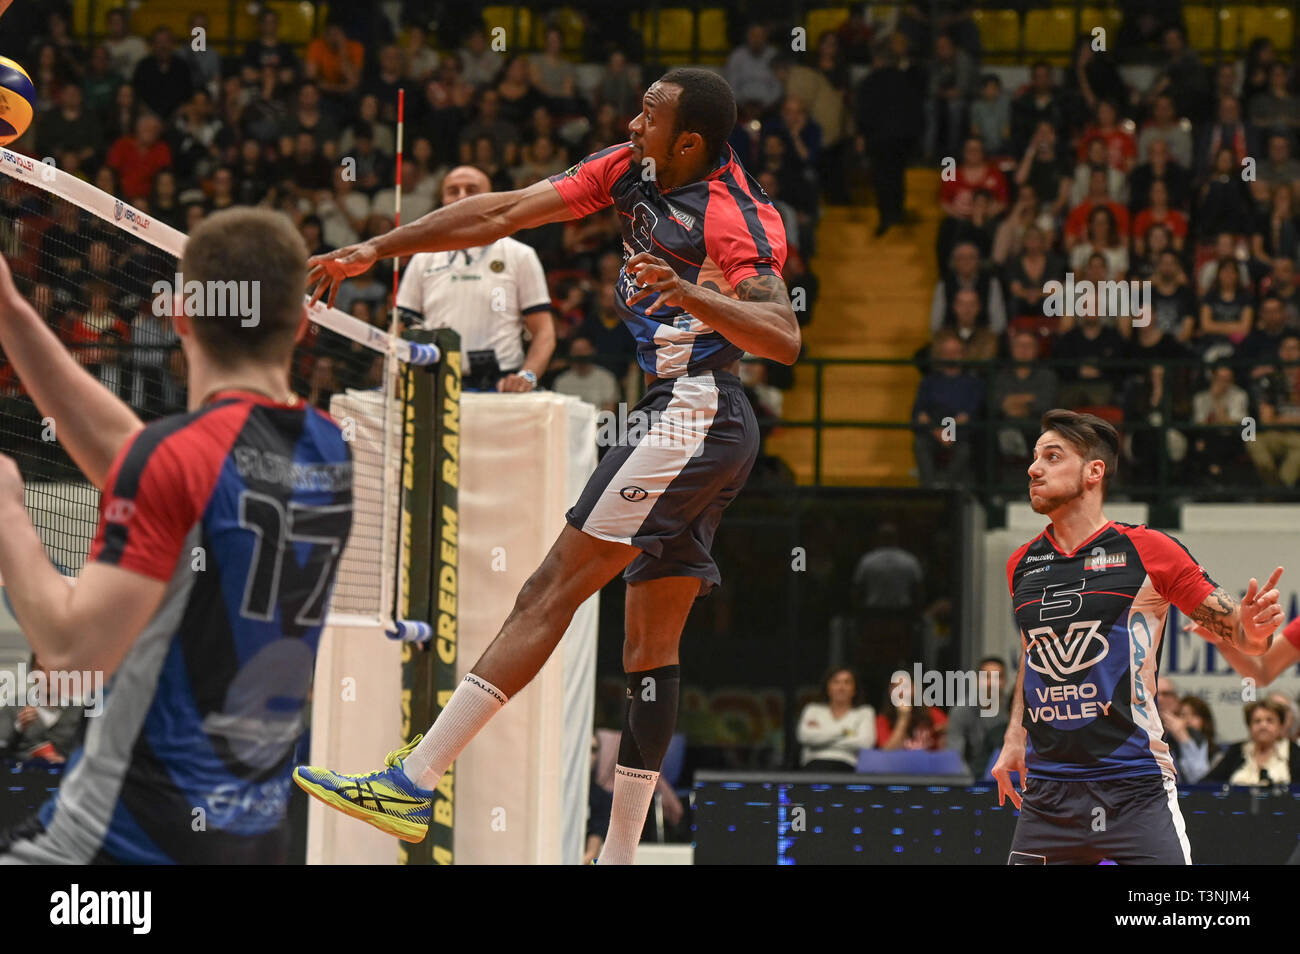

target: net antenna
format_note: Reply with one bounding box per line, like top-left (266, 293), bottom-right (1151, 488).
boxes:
top-left (0, 146), bottom-right (438, 637)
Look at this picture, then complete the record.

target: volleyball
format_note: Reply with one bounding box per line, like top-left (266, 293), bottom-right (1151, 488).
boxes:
top-left (0, 55), bottom-right (34, 147)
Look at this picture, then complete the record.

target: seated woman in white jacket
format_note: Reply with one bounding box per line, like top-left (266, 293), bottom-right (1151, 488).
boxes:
top-left (797, 668), bottom-right (876, 772)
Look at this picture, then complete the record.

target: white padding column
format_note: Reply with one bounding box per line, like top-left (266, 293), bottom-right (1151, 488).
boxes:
top-left (454, 392), bottom-right (598, 865)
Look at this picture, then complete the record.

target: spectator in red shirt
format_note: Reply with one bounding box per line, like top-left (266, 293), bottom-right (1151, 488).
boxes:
top-left (1133, 179), bottom-right (1189, 254)
top-left (940, 137), bottom-right (1009, 220)
top-left (1065, 168), bottom-right (1131, 249)
top-left (1077, 100), bottom-right (1137, 173)
top-left (105, 113), bottom-right (172, 203)
top-left (877, 670), bottom-right (949, 751)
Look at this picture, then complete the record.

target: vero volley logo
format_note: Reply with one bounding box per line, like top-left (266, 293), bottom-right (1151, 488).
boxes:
top-left (1024, 620), bottom-right (1109, 682)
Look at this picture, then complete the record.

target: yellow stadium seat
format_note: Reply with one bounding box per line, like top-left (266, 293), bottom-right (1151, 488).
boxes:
top-left (657, 9), bottom-right (697, 56)
top-left (482, 6), bottom-right (533, 51)
top-left (1080, 7), bottom-right (1123, 46)
top-left (133, 2), bottom-right (203, 42)
top-left (264, 1), bottom-right (324, 46)
top-left (1239, 6), bottom-right (1293, 51)
top-left (699, 8), bottom-right (728, 56)
top-left (972, 9), bottom-right (1020, 55)
top-left (1024, 8), bottom-right (1076, 56)
top-left (806, 8), bottom-right (849, 49)
top-left (1185, 6), bottom-right (1238, 52)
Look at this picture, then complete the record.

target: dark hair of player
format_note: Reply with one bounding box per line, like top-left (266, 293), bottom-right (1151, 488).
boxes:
top-left (179, 207), bottom-right (307, 369)
top-left (1040, 408), bottom-right (1120, 495)
top-left (659, 67), bottom-right (738, 165)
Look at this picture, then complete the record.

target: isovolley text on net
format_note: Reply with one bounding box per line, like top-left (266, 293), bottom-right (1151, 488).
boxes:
top-left (892, 664), bottom-right (1002, 714)
top-left (1041, 274), bottom-right (1151, 324)
top-left (0, 662), bottom-right (103, 717)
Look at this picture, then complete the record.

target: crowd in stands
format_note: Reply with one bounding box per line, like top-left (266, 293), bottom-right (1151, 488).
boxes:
top-left (0, 4), bottom-right (838, 455)
top-left (912, 20), bottom-right (1300, 496)
top-left (795, 662), bottom-right (1300, 785)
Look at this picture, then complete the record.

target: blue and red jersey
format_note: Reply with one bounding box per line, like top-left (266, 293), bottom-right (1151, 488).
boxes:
top-left (549, 142), bottom-right (787, 377)
top-left (32, 391), bottom-right (351, 864)
top-left (1007, 521), bottom-right (1218, 781)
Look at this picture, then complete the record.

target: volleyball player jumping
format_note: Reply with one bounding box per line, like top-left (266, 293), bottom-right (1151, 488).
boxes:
top-left (296, 69), bottom-right (798, 864)
top-left (994, 409), bottom-right (1283, 864)
top-left (0, 208), bottom-right (352, 863)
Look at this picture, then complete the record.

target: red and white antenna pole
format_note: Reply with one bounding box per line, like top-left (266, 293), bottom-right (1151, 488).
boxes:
top-left (389, 87), bottom-right (405, 338)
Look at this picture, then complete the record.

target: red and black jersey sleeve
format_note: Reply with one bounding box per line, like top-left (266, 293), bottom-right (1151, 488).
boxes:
top-left (90, 421), bottom-right (218, 581)
top-left (548, 143), bottom-right (634, 218)
top-left (703, 175), bottom-right (788, 290)
top-left (1282, 617), bottom-right (1300, 651)
top-left (1129, 527), bottom-right (1219, 616)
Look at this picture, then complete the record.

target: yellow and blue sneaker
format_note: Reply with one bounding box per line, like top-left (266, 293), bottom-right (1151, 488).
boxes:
top-left (293, 736), bottom-right (433, 843)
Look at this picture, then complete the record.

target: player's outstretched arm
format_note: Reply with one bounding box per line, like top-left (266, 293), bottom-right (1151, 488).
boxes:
top-left (1187, 567), bottom-right (1285, 656)
top-left (0, 456), bottom-right (164, 676)
top-left (0, 254), bottom-right (143, 490)
top-left (308, 179), bottom-right (577, 308)
top-left (624, 254), bottom-right (801, 364)
top-left (991, 647), bottom-right (1028, 809)
top-left (1184, 617), bottom-right (1300, 684)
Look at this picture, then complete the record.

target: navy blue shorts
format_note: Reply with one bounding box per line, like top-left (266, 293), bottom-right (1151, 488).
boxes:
top-left (1008, 775), bottom-right (1191, 865)
top-left (566, 370), bottom-right (758, 597)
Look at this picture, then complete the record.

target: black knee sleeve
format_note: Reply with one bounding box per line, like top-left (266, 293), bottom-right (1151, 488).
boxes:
top-left (617, 664), bottom-right (680, 772)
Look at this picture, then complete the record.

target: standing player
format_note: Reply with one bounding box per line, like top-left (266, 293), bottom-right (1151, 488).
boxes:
top-left (993, 410), bottom-right (1283, 864)
top-left (296, 69), bottom-right (798, 864)
top-left (396, 165), bottom-right (556, 392)
top-left (0, 208), bottom-right (352, 863)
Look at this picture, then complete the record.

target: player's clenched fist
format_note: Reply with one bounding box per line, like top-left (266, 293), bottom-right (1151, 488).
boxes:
top-left (625, 252), bottom-right (690, 314)
top-left (991, 728), bottom-right (1027, 810)
top-left (307, 241), bottom-right (379, 309)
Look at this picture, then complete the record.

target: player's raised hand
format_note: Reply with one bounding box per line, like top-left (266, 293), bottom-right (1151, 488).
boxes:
top-left (1240, 566), bottom-right (1285, 652)
top-left (991, 730), bottom-right (1027, 810)
top-left (625, 252), bottom-right (689, 314)
top-left (307, 242), bottom-right (379, 310)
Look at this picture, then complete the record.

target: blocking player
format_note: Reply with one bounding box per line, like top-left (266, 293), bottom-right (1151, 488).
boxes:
top-left (993, 409), bottom-right (1282, 864)
top-left (1184, 615), bottom-right (1300, 687)
top-left (296, 69), bottom-right (798, 863)
top-left (0, 208), bottom-right (352, 863)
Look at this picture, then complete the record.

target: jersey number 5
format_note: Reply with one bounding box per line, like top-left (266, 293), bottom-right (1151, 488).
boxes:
top-left (238, 491), bottom-right (351, 627)
top-left (1039, 579), bottom-right (1085, 621)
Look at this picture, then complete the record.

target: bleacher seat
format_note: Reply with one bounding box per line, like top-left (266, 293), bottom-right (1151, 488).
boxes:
top-left (657, 9), bottom-right (697, 56)
top-left (266, 1), bottom-right (325, 46)
top-left (1024, 8), bottom-right (1076, 58)
top-left (483, 5), bottom-right (533, 51)
top-left (698, 8), bottom-right (729, 58)
top-left (1185, 5), bottom-right (1239, 52)
top-left (855, 748), bottom-right (969, 776)
top-left (806, 8), bottom-right (849, 49)
top-left (1239, 5), bottom-right (1293, 50)
top-left (129, 2), bottom-right (197, 40)
top-left (1080, 6), bottom-right (1123, 42)
top-left (972, 9), bottom-right (1020, 57)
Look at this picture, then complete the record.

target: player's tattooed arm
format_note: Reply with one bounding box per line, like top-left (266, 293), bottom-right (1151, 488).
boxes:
top-left (1189, 568), bottom-right (1285, 656)
top-left (734, 275), bottom-right (792, 307)
top-left (1188, 586), bottom-right (1243, 646)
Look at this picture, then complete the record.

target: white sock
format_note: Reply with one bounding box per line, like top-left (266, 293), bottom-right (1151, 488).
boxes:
top-left (598, 765), bottom-right (659, 865)
top-left (401, 674), bottom-right (508, 790)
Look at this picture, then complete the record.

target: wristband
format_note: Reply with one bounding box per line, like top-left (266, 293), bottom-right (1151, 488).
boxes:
top-left (519, 369), bottom-right (537, 388)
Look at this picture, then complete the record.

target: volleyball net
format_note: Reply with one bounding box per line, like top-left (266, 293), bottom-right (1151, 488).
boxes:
top-left (0, 145), bottom-right (440, 633)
